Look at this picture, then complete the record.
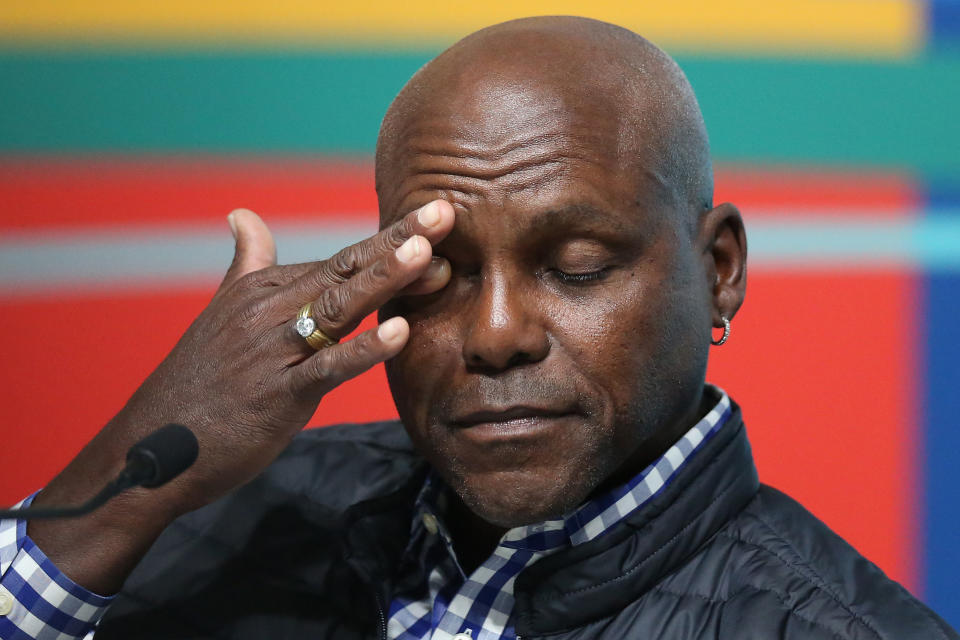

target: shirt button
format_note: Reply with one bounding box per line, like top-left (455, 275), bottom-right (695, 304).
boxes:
top-left (453, 632), bottom-right (473, 640)
top-left (0, 587), bottom-right (14, 616)
top-left (422, 513), bottom-right (439, 535)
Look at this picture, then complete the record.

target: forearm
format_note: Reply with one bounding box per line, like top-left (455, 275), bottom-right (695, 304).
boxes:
top-left (26, 414), bottom-right (185, 596)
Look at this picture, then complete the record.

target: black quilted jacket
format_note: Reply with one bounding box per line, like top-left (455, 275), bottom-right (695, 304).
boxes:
top-left (95, 402), bottom-right (958, 639)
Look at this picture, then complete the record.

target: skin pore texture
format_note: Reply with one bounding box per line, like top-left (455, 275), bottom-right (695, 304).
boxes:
top-left (376, 16), bottom-right (747, 569)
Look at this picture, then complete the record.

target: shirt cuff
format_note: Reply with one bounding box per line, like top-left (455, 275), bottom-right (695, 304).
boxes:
top-left (0, 493), bottom-right (114, 640)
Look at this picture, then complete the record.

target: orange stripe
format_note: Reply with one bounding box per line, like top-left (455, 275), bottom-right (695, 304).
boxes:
top-left (0, 0), bottom-right (923, 58)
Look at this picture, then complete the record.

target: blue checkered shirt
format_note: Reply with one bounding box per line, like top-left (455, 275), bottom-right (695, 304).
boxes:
top-left (0, 388), bottom-right (730, 640)
top-left (0, 494), bottom-right (111, 640)
top-left (388, 388), bottom-right (732, 640)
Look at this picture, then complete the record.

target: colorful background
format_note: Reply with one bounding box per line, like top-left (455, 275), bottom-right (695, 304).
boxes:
top-left (0, 0), bottom-right (957, 626)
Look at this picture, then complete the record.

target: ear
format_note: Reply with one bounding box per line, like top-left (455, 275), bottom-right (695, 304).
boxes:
top-left (699, 202), bottom-right (747, 327)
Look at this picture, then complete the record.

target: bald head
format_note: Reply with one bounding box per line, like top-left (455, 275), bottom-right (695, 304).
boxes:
top-left (376, 16), bottom-right (713, 225)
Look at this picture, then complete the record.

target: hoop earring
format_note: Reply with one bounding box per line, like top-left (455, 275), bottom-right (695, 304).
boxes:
top-left (711, 316), bottom-right (731, 346)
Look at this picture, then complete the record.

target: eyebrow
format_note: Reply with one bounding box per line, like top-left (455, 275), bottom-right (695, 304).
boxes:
top-left (525, 203), bottom-right (631, 234)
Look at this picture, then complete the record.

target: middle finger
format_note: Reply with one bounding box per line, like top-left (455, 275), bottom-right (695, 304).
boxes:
top-left (281, 199), bottom-right (455, 306)
top-left (289, 234), bottom-right (439, 346)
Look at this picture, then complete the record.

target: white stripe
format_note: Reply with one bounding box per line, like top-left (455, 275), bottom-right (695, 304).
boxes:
top-left (72, 600), bottom-right (103, 625)
top-left (0, 506), bottom-right (21, 574)
top-left (582, 515), bottom-right (607, 541)
top-left (17, 551), bottom-right (41, 582)
top-left (684, 428), bottom-right (705, 450)
top-left (0, 221), bottom-right (371, 294)
top-left (39, 579), bottom-right (75, 612)
top-left (609, 489), bottom-right (639, 520)
top-left (663, 445), bottom-right (685, 470)
top-left (643, 467), bottom-right (666, 495)
top-left (4, 215), bottom-right (960, 295)
top-left (471, 564), bottom-right (496, 583)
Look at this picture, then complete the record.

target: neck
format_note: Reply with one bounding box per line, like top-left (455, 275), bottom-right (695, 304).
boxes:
top-left (444, 492), bottom-right (508, 576)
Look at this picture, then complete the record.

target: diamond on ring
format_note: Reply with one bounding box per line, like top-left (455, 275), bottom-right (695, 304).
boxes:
top-left (295, 316), bottom-right (316, 338)
top-left (296, 302), bottom-right (338, 350)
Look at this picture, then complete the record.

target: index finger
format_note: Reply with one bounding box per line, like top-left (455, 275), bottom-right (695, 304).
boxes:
top-left (236, 200), bottom-right (457, 293)
top-left (332, 199), bottom-right (456, 280)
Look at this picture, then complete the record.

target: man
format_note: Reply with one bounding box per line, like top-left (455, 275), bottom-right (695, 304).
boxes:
top-left (0, 15), bottom-right (955, 640)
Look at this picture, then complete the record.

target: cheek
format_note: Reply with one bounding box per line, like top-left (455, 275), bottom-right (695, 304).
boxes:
top-left (546, 266), bottom-right (702, 445)
top-left (548, 281), bottom-right (647, 390)
top-left (384, 311), bottom-right (460, 432)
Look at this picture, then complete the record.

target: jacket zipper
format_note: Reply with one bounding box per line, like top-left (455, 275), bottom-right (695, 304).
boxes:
top-left (374, 591), bottom-right (387, 640)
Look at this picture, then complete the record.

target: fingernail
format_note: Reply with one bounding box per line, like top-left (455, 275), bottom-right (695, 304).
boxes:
top-left (417, 201), bottom-right (441, 228)
top-left (396, 236), bottom-right (422, 263)
top-left (378, 317), bottom-right (405, 343)
top-left (425, 256), bottom-right (447, 279)
top-left (227, 212), bottom-right (238, 238)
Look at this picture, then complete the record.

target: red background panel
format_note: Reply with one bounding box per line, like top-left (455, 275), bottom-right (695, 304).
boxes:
top-left (713, 165), bottom-right (920, 216)
top-left (0, 270), bottom-right (918, 590)
top-left (0, 159), bottom-right (917, 233)
top-left (0, 288), bottom-right (398, 502)
top-left (0, 158), bottom-right (380, 232)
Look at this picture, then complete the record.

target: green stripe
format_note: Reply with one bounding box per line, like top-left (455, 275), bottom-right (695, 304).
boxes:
top-left (0, 50), bottom-right (424, 154)
top-left (682, 56), bottom-right (960, 177)
top-left (1, 50), bottom-right (958, 173)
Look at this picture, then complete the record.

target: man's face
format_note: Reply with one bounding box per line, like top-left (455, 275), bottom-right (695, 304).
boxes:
top-left (379, 78), bottom-right (712, 527)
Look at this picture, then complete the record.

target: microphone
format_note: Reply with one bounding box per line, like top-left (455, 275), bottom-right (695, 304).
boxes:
top-left (0, 423), bottom-right (199, 520)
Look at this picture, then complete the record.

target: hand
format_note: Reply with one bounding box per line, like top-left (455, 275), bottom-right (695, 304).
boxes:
top-left (28, 200), bottom-right (455, 593)
top-left (120, 199), bottom-right (456, 512)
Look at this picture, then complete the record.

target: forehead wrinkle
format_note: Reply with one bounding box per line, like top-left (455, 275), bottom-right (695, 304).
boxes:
top-left (394, 119), bottom-right (620, 190)
top-left (402, 149), bottom-right (571, 183)
top-left (399, 111), bottom-right (580, 159)
top-left (393, 144), bottom-right (637, 221)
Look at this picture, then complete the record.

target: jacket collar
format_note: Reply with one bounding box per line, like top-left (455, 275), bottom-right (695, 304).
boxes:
top-left (512, 401), bottom-right (759, 635)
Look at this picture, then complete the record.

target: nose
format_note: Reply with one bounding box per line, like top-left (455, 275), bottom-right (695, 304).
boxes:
top-left (461, 269), bottom-right (550, 372)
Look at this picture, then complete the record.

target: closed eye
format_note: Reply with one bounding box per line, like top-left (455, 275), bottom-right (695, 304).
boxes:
top-left (551, 267), bottom-right (611, 285)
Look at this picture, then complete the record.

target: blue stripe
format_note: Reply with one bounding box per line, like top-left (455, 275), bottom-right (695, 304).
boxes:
top-left (922, 272), bottom-right (960, 630)
top-left (929, 0), bottom-right (960, 52)
top-left (926, 179), bottom-right (960, 210)
top-left (0, 620), bottom-right (40, 640)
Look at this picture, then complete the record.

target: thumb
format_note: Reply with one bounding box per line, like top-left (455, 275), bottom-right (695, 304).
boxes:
top-left (221, 208), bottom-right (278, 289)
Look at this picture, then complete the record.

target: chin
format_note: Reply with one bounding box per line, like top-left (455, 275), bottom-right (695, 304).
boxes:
top-left (450, 466), bottom-right (596, 528)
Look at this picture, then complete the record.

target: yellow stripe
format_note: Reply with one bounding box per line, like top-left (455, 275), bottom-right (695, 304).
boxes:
top-left (0, 0), bottom-right (924, 57)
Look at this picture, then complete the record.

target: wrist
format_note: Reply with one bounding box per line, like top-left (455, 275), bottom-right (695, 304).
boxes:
top-left (24, 413), bottom-right (192, 594)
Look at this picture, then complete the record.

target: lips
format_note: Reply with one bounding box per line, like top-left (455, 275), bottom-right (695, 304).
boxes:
top-left (451, 405), bottom-right (577, 440)
top-left (454, 405), bottom-right (570, 426)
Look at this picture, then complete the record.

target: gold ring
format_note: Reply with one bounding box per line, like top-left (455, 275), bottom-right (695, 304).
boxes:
top-left (295, 303), bottom-right (339, 350)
